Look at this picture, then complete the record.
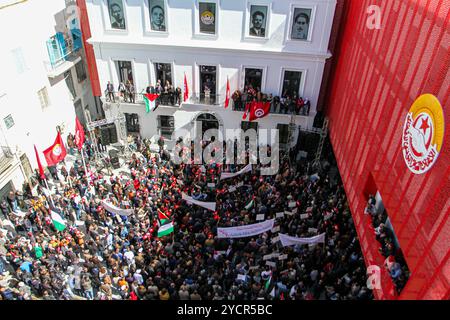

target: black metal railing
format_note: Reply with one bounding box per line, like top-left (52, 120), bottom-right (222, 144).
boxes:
top-left (188, 93), bottom-right (223, 106)
top-left (103, 91), bottom-right (182, 107)
top-left (231, 98), bottom-right (311, 116)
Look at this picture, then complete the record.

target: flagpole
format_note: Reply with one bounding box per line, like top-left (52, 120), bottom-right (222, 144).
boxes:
top-left (81, 145), bottom-right (89, 182)
top-left (44, 178), bottom-right (55, 207)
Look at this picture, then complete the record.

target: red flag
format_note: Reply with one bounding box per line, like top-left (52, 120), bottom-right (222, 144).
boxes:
top-left (224, 77), bottom-right (230, 108)
top-left (34, 145), bottom-right (45, 179)
top-left (43, 132), bottom-right (67, 166)
top-left (183, 73), bottom-right (189, 102)
top-left (75, 117), bottom-right (85, 150)
top-left (249, 101), bottom-right (271, 121)
top-left (242, 102), bottom-right (253, 120)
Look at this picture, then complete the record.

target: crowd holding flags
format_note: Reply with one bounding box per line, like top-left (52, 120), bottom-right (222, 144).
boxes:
top-left (34, 117), bottom-right (88, 204)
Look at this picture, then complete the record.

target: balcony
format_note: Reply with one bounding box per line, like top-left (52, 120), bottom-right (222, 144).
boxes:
top-left (104, 91), bottom-right (310, 117)
top-left (44, 30), bottom-right (83, 77)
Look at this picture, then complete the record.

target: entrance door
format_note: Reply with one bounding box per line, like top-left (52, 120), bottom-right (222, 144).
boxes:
top-left (125, 113), bottom-right (140, 133)
top-left (197, 113), bottom-right (219, 135)
top-left (199, 65), bottom-right (216, 104)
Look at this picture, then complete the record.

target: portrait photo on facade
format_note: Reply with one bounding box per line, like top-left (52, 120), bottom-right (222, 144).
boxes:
top-left (249, 5), bottom-right (268, 37)
top-left (290, 8), bottom-right (312, 40)
top-left (107, 0), bottom-right (126, 29)
top-left (199, 2), bottom-right (216, 34)
top-left (149, 0), bottom-right (166, 31)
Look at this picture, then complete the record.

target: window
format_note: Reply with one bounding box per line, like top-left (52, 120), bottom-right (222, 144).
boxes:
top-left (3, 115), bottom-right (14, 129)
top-left (125, 113), bottom-right (140, 133)
top-left (289, 7), bottom-right (313, 41)
top-left (247, 4), bottom-right (269, 38)
top-left (107, 0), bottom-right (126, 30)
top-left (20, 154), bottom-right (33, 180)
top-left (199, 65), bottom-right (217, 104)
top-left (198, 2), bottom-right (217, 35)
top-left (277, 124), bottom-right (289, 144)
top-left (37, 87), bottom-right (50, 109)
top-left (244, 68), bottom-right (263, 90)
top-left (158, 115), bottom-right (174, 139)
top-left (116, 61), bottom-right (134, 84)
top-left (154, 63), bottom-right (172, 86)
top-left (148, 0), bottom-right (166, 32)
top-left (64, 70), bottom-right (77, 100)
top-left (75, 60), bottom-right (87, 82)
top-left (281, 70), bottom-right (302, 98)
top-left (241, 121), bottom-right (258, 132)
top-left (11, 47), bottom-right (28, 74)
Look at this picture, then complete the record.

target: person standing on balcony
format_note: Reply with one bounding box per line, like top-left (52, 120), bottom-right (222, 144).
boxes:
top-left (106, 81), bottom-right (115, 102)
top-left (127, 81), bottom-right (135, 104)
top-left (175, 87), bottom-right (182, 106)
top-left (118, 82), bottom-right (127, 102)
top-left (155, 80), bottom-right (163, 94)
top-left (146, 83), bottom-right (155, 94)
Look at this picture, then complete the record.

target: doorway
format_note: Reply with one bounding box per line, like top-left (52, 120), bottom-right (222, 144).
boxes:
top-left (116, 61), bottom-right (134, 85)
top-left (196, 113), bottom-right (219, 135)
top-left (199, 65), bottom-right (217, 104)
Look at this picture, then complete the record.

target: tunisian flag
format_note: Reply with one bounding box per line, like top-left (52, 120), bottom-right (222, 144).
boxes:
top-left (43, 132), bottom-right (67, 166)
top-left (248, 101), bottom-right (271, 121)
top-left (224, 77), bottom-right (230, 108)
top-left (75, 117), bottom-right (85, 150)
top-left (34, 145), bottom-right (45, 179)
top-left (183, 73), bottom-right (189, 102)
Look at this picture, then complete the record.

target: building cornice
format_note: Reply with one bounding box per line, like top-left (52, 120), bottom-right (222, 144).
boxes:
top-left (87, 38), bottom-right (332, 62)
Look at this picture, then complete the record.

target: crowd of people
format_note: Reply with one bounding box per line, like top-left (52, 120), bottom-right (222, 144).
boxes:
top-left (0, 135), bottom-right (372, 300)
top-left (232, 85), bottom-right (311, 116)
top-left (365, 197), bottom-right (410, 294)
top-left (105, 80), bottom-right (182, 107)
top-left (104, 79), bottom-right (310, 116)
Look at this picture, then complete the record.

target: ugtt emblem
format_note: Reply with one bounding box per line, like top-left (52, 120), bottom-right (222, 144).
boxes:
top-left (402, 94), bottom-right (445, 174)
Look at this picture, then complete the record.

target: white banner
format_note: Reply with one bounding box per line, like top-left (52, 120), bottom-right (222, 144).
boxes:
top-left (217, 219), bottom-right (275, 239)
top-left (220, 164), bottom-right (252, 180)
top-left (279, 233), bottom-right (326, 247)
top-left (256, 214), bottom-right (265, 221)
top-left (182, 193), bottom-right (216, 211)
top-left (101, 200), bottom-right (134, 216)
top-left (12, 210), bottom-right (27, 218)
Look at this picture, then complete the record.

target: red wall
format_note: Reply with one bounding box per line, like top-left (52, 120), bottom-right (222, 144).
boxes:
top-left (327, 0), bottom-right (449, 300)
top-left (77, 0), bottom-right (101, 97)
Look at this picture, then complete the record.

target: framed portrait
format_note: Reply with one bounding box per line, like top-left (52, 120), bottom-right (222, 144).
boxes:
top-left (290, 8), bottom-right (312, 41)
top-left (149, 0), bottom-right (166, 32)
top-left (249, 5), bottom-right (268, 38)
top-left (198, 2), bottom-right (217, 34)
top-left (107, 0), bottom-right (126, 30)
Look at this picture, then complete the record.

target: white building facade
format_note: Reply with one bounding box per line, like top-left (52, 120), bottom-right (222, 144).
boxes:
top-left (0, 0), bottom-right (98, 197)
top-left (84, 0), bottom-right (336, 148)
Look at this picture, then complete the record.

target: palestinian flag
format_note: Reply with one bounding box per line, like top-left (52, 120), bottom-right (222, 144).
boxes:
top-left (158, 209), bottom-right (170, 225)
top-left (157, 222), bottom-right (174, 237)
top-left (51, 211), bottom-right (66, 231)
top-left (144, 93), bottom-right (160, 113)
top-left (245, 199), bottom-right (254, 210)
top-left (265, 276), bottom-right (271, 290)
